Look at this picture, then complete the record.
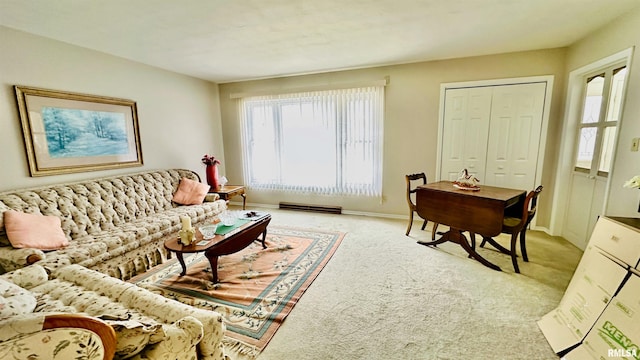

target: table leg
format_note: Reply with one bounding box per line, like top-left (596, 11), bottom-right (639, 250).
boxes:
top-left (260, 229), bottom-right (267, 249)
top-left (176, 252), bottom-right (187, 276)
top-left (467, 232), bottom-right (476, 258)
top-left (481, 236), bottom-right (512, 255)
top-left (420, 229), bottom-right (501, 271)
top-left (453, 230), bottom-right (501, 271)
top-left (206, 254), bottom-right (219, 283)
top-left (417, 232), bottom-right (449, 247)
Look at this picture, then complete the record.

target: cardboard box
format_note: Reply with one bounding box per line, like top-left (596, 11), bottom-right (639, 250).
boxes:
top-left (590, 217), bottom-right (640, 269)
top-left (537, 246), bottom-right (629, 355)
top-left (562, 270), bottom-right (640, 360)
top-left (561, 345), bottom-right (592, 360)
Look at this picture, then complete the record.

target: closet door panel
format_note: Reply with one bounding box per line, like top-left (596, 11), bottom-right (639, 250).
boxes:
top-left (440, 87), bottom-right (492, 181)
top-left (485, 83), bottom-right (546, 190)
top-left (440, 81), bottom-right (546, 191)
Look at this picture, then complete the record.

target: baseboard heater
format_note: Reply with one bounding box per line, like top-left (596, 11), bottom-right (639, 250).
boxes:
top-left (278, 202), bottom-right (342, 214)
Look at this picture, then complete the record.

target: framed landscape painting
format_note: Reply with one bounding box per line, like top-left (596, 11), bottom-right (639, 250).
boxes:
top-left (14, 86), bottom-right (143, 176)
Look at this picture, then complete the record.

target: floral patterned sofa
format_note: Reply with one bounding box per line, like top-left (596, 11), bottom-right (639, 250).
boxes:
top-left (0, 264), bottom-right (227, 359)
top-left (0, 169), bottom-right (226, 280)
top-left (0, 169), bottom-right (230, 359)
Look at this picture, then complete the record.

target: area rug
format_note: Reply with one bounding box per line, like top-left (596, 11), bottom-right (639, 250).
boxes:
top-left (129, 226), bottom-right (345, 358)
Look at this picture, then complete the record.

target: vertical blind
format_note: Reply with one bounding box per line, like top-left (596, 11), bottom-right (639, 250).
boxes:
top-left (239, 85), bottom-right (384, 196)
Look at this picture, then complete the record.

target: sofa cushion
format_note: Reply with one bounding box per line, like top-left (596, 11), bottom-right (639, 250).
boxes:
top-left (0, 278), bottom-right (36, 321)
top-left (172, 177), bottom-right (209, 205)
top-left (4, 210), bottom-right (69, 250)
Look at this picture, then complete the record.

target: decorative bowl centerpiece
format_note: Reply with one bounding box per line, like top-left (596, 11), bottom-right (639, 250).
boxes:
top-left (199, 224), bottom-right (218, 239)
top-left (219, 211), bottom-right (237, 227)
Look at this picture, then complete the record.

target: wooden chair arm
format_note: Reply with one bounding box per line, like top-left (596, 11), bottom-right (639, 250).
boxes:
top-left (43, 314), bottom-right (116, 360)
top-left (26, 253), bottom-right (42, 265)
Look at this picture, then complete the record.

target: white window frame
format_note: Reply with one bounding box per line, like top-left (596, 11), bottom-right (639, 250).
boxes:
top-left (573, 63), bottom-right (627, 178)
top-left (238, 85), bottom-right (385, 197)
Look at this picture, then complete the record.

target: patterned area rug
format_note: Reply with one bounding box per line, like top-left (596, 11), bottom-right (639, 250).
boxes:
top-left (130, 226), bottom-right (344, 358)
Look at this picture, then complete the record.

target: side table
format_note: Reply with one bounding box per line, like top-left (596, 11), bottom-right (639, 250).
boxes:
top-left (211, 185), bottom-right (246, 210)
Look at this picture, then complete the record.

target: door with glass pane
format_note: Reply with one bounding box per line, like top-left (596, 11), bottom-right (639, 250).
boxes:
top-left (563, 64), bottom-right (627, 247)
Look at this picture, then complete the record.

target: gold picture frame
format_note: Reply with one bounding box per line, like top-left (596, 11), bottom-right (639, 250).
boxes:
top-left (14, 86), bottom-right (143, 176)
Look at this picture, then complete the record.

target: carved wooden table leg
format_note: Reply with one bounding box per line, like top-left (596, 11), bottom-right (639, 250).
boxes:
top-left (207, 255), bottom-right (219, 284)
top-left (416, 231), bottom-right (449, 247)
top-left (453, 229), bottom-right (501, 271)
top-left (259, 229), bottom-right (267, 249)
top-left (176, 252), bottom-right (187, 276)
top-left (481, 236), bottom-right (512, 255)
top-left (419, 228), bottom-right (501, 271)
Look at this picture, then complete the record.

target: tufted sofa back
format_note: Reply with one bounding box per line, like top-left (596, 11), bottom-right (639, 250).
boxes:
top-left (0, 169), bottom-right (200, 241)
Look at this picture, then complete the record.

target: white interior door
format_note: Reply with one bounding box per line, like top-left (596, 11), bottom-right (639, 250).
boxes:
top-left (484, 83), bottom-right (546, 190)
top-left (440, 87), bottom-right (492, 181)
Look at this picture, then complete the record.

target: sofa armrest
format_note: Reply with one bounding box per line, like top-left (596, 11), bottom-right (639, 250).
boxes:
top-left (122, 286), bottom-right (227, 360)
top-left (204, 193), bottom-right (220, 202)
top-left (0, 264), bottom-right (49, 289)
top-left (52, 264), bottom-right (227, 359)
top-left (0, 313), bottom-right (116, 360)
top-left (0, 247), bottom-right (45, 272)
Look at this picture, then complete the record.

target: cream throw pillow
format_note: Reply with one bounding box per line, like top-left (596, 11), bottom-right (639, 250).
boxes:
top-left (4, 210), bottom-right (69, 250)
top-left (172, 177), bottom-right (209, 205)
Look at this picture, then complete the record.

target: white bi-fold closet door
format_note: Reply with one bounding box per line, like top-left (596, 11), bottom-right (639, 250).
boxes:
top-left (440, 82), bottom-right (547, 192)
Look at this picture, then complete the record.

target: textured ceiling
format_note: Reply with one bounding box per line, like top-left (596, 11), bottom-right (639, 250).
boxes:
top-left (1, 0), bottom-right (640, 83)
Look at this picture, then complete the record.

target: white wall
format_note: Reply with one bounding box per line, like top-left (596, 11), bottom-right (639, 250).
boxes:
top-left (565, 7), bottom-right (640, 217)
top-left (0, 26), bottom-right (224, 191)
top-left (219, 49), bottom-right (567, 225)
top-left (4, 6), bottom-right (637, 227)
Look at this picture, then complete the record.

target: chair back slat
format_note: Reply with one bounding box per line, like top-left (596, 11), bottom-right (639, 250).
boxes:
top-left (405, 173), bottom-right (427, 207)
top-left (525, 185), bottom-right (543, 226)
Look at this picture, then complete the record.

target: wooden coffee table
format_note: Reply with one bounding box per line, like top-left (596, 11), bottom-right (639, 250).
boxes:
top-left (164, 214), bottom-right (271, 283)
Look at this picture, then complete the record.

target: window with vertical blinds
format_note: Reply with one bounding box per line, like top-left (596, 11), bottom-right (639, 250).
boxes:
top-left (239, 85), bottom-right (384, 196)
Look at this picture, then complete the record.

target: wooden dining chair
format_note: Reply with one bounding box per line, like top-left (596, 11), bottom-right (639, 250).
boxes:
top-left (479, 185), bottom-right (543, 273)
top-left (405, 173), bottom-right (438, 238)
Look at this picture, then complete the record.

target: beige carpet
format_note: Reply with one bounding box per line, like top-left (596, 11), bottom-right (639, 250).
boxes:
top-left (224, 207), bottom-right (582, 360)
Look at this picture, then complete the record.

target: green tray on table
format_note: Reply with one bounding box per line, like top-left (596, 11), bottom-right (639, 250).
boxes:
top-left (215, 218), bottom-right (250, 235)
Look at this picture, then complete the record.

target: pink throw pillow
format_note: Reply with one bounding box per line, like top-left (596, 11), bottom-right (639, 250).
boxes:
top-left (4, 210), bottom-right (69, 250)
top-left (173, 177), bottom-right (210, 205)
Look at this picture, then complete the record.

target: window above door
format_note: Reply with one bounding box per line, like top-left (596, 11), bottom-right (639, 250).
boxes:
top-left (574, 65), bottom-right (628, 177)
